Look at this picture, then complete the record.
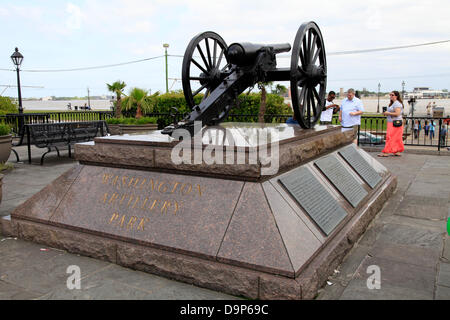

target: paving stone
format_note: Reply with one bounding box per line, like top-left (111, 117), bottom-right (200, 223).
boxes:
top-left (378, 215), bottom-right (445, 234)
top-left (316, 282), bottom-right (347, 300)
top-left (443, 238), bottom-right (450, 261)
top-left (0, 280), bottom-right (41, 300)
top-left (340, 281), bottom-right (432, 300)
top-left (394, 201), bottom-right (448, 220)
top-left (436, 285), bottom-right (450, 300)
top-left (437, 262), bottom-right (450, 287)
top-left (376, 223), bottom-right (443, 250)
top-left (406, 181), bottom-right (450, 200)
top-left (369, 241), bottom-right (440, 268)
top-left (352, 256), bottom-right (436, 294)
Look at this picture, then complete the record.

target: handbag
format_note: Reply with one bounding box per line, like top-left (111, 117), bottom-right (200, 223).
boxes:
top-left (393, 120), bottom-right (402, 127)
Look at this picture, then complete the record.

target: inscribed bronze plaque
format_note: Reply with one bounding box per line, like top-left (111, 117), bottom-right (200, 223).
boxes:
top-left (278, 166), bottom-right (347, 236)
top-left (339, 145), bottom-right (382, 188)
top-left (314, 155), bottom-right (368, 208)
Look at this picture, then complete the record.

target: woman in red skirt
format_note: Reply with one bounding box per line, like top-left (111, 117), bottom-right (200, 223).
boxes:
top-left (378, 91), bottom-right (404, 157)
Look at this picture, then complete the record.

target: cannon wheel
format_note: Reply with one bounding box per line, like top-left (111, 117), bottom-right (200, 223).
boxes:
top-left (182, 31), bottom-right (231, 110)
top-left (290, 22), bottom-right (327, 129)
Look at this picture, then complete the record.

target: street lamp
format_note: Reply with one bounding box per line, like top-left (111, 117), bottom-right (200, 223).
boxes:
top-left (11, 47), bottom-right (24, 131)
top-left (377, 82), bottom-right (381, 113)
top-left (402, 80), bottom-right (405, 100)
top-left (163, 43), bottom-right (169, 93)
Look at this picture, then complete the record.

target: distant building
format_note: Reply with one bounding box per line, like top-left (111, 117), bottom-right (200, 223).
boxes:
top-left (41, 96), bottom-right (53, 101)
top-left (405, 87), bottom-right (448, 99)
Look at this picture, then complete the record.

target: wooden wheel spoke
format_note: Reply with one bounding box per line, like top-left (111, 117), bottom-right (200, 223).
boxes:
top-left (309, 32), bottom-right (317, 63)
top-left (196, 44), bottom-right (211, 71)
top-left (192, 83), bottom-right (208, 97)
top-left (189, 76), bottom-right (203, 81)
top-left (216, 49), bottom-right (224, 68)
top-left (311, 47), bottom-right (321, 65)
top-left (220, 63), bottom-right (230, 72)
top-left (302, 36), bottom-right (308, 63)
top-left (191, 58), bottom-right (208, 74)
top-left (212, 40), bottom-right (218, 68)
top-left (202, 88), bottom-right (211, 101)
top-left (205, 38), bottom-right (213, 70)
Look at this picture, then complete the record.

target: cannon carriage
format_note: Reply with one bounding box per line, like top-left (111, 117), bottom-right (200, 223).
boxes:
top-left (162, 21), bottom-right (327, 136)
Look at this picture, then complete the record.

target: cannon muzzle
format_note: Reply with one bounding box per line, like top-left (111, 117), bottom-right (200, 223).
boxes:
top-left (227, 42), bottom-right (291, 66)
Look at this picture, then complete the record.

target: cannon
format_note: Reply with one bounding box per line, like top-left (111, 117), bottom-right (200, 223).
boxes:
top-left (162, 21), bottom-right (327, 136)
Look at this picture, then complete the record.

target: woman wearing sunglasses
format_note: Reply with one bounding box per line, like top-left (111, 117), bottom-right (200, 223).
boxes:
top-left (378, 91), bottom-right (404, 157)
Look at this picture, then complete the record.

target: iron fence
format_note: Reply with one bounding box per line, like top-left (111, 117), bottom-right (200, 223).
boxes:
top-left (3, 111), bottom-right (449, 151)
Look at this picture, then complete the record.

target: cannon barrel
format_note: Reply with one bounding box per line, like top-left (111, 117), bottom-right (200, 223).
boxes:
top-left (227, 42), bottom-right (291, 66)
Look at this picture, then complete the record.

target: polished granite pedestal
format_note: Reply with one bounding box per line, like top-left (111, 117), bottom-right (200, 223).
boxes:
top-left (11, 123), bottom-right (396, 299)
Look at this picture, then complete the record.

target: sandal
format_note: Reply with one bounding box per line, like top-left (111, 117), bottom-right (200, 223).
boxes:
top-left (377, 153), bottom-right (389, 157)
top-left (393, 153), bottom-right (402, 157)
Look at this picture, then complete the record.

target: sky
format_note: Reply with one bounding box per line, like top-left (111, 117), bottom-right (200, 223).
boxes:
top-left (0, 0), bottom-right (449, 98)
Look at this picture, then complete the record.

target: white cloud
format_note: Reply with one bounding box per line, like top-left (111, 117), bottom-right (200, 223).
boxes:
top-left (66, 3), bottom-right (84, 30)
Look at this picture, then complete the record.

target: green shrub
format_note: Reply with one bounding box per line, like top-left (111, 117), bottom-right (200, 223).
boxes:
top-left (0, 123), bottom-right (11, 136)
top-left (106, 117), bottom-right (157, 125)
top-left (0, 97), bottom-right (19, 115)
top-left (123, 91), bottom-right (291, 127)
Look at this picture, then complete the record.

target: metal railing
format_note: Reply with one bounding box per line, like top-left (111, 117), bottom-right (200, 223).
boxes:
top-left (3, 111), bottom-right (448, 151)
top-left (356, 115), bottom-right (449, 151)
top-left (1, 111), bottom-right (114, 136)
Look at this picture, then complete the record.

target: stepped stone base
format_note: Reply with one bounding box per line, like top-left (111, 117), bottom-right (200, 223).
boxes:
top-left (10, 123), bottom-right (396, 299)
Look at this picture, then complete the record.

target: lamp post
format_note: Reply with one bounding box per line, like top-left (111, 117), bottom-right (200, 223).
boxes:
top-left (163, 43), bottom-right (169, 93)
top-left (11, 47), bottom-right (24, 131)
top-left (402, 80), bottom-right (405, 100)
top-left (377, 82), bottom-right (381, 113)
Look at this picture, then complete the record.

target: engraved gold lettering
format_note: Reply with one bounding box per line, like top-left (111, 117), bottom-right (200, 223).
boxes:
top-left (127, 216), bottom-right (138, 230)
top-left (119, 215), bottom-right (126, 228)
top-left (108, 193), bottom-right (119, 205)
top-left (158, 182), bottom-right (168, 193)
top-left (102, 193), bottom-right (108, 204)
top-left (139, 178), bottom-right (147, 189)
top-left (119, 194), bottom-right (127, 206)
top-left (161, 201), bottom-right (170, 214)
top-left (137, 217), bottom-right (149, 230)
top-left (109, 212), bottom-right (119, 224)
top-left (141, 197), bottom-right (149, 209)
top-left (131, 196), bottom-right (140, 209)
top-left (126, 195), bottom-right (134, 207)
top-left (128, 177), bottom-right (139, 188)
top-left (112, 176), bottom-right (119, 188)
top-left (149, 179), bottom-right (158, 191)
top-left (173, 201), bottom-right (179, 215)
top-left (171, 182), bottom-right (180, 193)
top-left (122, 176), bottom-right (128, 188)
top-left (102, 174), bottom-right (111, 184)
top-left (149, 199), bottom-right (160, 211)
top-left (181, 183), bottom-right (192, 195)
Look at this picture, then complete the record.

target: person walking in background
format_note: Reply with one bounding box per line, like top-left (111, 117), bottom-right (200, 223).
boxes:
top-left (378, 91), bottom-right (404, 157)
top-left (320, 91), bottom-right (339, 125)
top-left (440, 125), bottom-right (448, 147)
top-left (430, 121), bottom-right (435, 141)
top-left (339, 88), bottom-right (364, 143)
top-left (413, 120), bottom-right (419, 139)
top-left (426, 102), bottom-right (432, 117)
top-left (424, 120), bottom-right (430, 136)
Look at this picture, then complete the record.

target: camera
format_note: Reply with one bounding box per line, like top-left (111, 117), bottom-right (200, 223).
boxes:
top-left (382, 106), bottom-right (387, 113)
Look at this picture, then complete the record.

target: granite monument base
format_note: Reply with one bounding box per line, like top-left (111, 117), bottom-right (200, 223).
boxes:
top-left (10, 123), bottom-right (396, 299)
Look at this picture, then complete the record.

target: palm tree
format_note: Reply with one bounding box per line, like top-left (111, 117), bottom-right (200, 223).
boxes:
top-left (106, 81), bottom-right (126, 118)
top-left (123, 88), bottom-right (153, 119)
top-left (257, 82), bottom-right (272, 123)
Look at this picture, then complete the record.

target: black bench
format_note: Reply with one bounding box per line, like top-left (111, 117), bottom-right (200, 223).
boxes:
top-left (24, 121), bottom-right (109, 164)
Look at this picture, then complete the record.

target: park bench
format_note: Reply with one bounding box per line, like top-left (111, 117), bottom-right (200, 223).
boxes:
top-left (23, 121), bottom-right (109, 164)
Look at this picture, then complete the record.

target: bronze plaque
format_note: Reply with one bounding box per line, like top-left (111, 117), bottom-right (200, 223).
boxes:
top-left (339, 145), bottom-right (382, 188)
top-left (315, 155), bottom-right (368, 208)
top-left (278, 166), bottom-right (347, 236)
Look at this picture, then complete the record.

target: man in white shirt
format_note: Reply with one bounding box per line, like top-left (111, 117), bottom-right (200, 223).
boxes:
top-left (339, 88), bottom-right (364, 142)
top-left (320, 91), bottom-right (339, 125)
